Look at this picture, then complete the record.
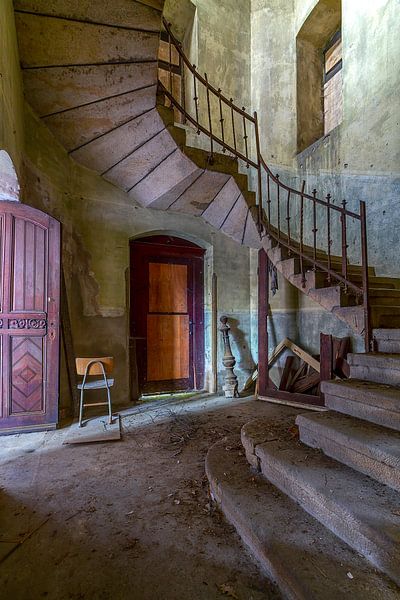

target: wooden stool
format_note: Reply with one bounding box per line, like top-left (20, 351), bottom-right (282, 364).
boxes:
top-left (75, 357), bottom-right (114, 427)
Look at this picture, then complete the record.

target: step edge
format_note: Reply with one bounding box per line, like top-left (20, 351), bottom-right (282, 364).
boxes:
top-left (296, 414), bottom-right (400, 470)
top-left (255, 442), bottom-right (400, 569)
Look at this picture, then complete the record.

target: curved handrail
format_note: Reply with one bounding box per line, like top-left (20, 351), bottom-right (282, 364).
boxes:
top-left (160, 18), bottom-right (371, 351)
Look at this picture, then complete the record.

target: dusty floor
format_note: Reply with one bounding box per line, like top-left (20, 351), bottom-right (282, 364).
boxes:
top-left (0, 395), bottom-right (300, 600)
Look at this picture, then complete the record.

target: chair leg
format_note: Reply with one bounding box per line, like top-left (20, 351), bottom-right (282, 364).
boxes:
top-left (106, 386), bottom-right (112, 425)
top-left (79, 387), bottom-right (85, 427)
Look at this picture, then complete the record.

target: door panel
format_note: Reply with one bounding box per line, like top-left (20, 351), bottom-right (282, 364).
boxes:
top-left (147, 314), bottom-right (189, 381)
top-left (149, 262), bottom-right (187, 313)
top-left (10, 336), bottom-right (44, 414)
top-left (0, 201), bottom-right (60, 433)
top-left (11, 217), bottom-right (47, 312)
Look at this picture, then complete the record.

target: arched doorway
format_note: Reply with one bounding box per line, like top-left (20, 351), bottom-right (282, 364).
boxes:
top-left (130, 235), bottom-right (205, 396)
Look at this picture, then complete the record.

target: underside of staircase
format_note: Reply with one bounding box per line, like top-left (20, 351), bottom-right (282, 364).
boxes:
top-left (13, 0), bottom-right (259, 249)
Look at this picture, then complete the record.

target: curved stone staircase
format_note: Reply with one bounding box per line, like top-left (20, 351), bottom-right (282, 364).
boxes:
top-left (13, 0), bottom-right (260, 249)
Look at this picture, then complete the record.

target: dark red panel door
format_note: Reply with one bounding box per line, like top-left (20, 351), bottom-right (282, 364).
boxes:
top-left (0, 201), bottom-right (60, 433)
top-left (130, 236), bottom-right (204, 395)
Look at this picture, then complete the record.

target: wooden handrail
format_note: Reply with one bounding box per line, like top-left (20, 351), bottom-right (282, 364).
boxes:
top-left (160, 17), bottom-right (371, 351)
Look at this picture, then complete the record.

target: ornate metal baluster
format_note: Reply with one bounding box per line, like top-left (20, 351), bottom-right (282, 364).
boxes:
top-left (254, 112), bottom-right (262, 230)
top-left (326, 193), bottom-right (332, 282)
top-left (276, 174), bottom-right (281, 239)
top-left (192, 67), bottom-right (200, 133)
top-left (168, 32), bottom-right (173, 96)
top-left (218, 89), bottom-right (225, 151)
top-left (180, 53), bottom-right (186, 124)
top-left (300, 181), bottom-right (306, 287)
top-left (219, 315), bottom-right (239, 398)
top-left (230, 100), bottom-right (237, 155)
top-left (242, 110), bottom-right (249, 167)
top-left (286, 189), bottom-right (291, 254)
top-left (341, 199), bottom-right (348, 291)
top-left (204, 73), bottom-right (214, 159)
top-left (312, 188), bottom-right (318, 271)
top-left (267, 174), bottom-right (271, 224)
top-left (360, 201), bottom-right (371, 352)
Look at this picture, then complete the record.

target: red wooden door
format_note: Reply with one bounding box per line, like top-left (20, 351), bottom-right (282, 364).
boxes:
top-left (130, 236), bottom-right (204, 395)
top-left (0, 201), bottom-right (60, 434)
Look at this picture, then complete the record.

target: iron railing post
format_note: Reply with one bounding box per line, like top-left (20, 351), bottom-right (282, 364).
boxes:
top-left (360, 200), bottom-right (371, 352)
top-left (254, 111), bottom-right (263, 231)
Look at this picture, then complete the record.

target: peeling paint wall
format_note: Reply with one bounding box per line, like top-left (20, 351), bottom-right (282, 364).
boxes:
top-left (194, 0), bottom-right (251, 111)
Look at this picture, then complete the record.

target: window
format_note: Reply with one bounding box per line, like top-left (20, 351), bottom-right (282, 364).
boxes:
top-left (158, 31), bottom-right (184, 123)
top-left (296, 0), bottom-right (341, 153)
top-left (323, 30), bottom-right (343, 135)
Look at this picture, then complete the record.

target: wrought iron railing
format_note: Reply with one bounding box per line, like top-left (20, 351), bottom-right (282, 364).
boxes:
top-left (160, 18), bottom-right (371, 352)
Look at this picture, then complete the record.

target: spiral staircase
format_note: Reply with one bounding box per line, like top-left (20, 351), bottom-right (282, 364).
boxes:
top-left (12, 2), bottom-right (400, 597)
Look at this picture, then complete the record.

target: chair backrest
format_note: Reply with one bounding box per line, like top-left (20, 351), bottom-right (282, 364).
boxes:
top-left (75, 357), bottom-right (114, 376)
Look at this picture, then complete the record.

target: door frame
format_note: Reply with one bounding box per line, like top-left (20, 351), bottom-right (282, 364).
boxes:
top-left (130, 235), bottom-right (205, 396)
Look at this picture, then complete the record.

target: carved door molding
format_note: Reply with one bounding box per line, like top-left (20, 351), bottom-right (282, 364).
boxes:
top-left (0, 201), bottom-right (60, 434)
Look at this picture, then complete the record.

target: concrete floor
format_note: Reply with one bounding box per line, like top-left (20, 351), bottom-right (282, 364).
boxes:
top-left (0, 395), bottom-right (300, 600)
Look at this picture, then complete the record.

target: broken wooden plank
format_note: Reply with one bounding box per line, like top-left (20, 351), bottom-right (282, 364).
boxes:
top-left (279, 356), bottom-right (296, 391)
top-left (291, 371), bottom-right (320, 394)
top-left (283, 339), bottom-right (320, 373)
top-left (259, 389), bottom-right (325, 408)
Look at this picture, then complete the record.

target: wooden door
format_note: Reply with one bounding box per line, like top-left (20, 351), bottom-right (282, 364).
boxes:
top-left (130, 236), bottom-right (204, 395)
top-left (0, 201), bottom-right (60, 433)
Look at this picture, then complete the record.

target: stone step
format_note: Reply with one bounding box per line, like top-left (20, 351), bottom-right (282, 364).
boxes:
top-left (206, 434), bottom-right (398, 600)
top-left (46, 86), bottom-right (158, 152)
top-left (180, 145), bottom-right (240, 177)
top-left (166, 171), bottom-right (231, 216)
top-left (369, 289), bottom-right (400, 306)
top-left (104, 127), bottom-right (179, 192)
top-left (14, 0), bottom-right (162, 31)
top-left (296, 411), bottom-right (400, 492)
top-left (16, 12), bottom-right (160, 68)
top-left (374, 329), bottom-right (400, 353)
top-left (129, 146), bottom-right (197, 207)
top-left (371, 306), bottom-right (400, 328)
top-left (332, 305), bottom-right (365, 335)
top-left (25, 62), bottom-right (158, 117)
top-left (353, 276), bottom-right (400, 290)
top-left (70, 105), bottom-right (161, 172)
top-left (251, 430), bottom-right (400, 586)
top-left (348, 352), bottom-right (400, 386)
top-left (321, 379), bottom-right (400, 431)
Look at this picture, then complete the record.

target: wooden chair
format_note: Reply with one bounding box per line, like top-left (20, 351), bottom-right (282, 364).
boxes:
top-left (75, 357), bottom-right (114, 427)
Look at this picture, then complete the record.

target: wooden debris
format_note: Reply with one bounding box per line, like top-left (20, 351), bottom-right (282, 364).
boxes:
top-left (291, 370), bottom-right (320, 394)
top-left (253, 334), bottom-right (350, 406)
top-left (279, 356), bottom-right (296, 390)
